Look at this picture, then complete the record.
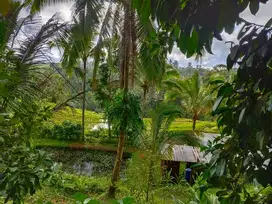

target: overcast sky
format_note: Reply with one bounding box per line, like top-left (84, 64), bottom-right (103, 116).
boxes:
top-left (38, 1), bottom-right (272, 68)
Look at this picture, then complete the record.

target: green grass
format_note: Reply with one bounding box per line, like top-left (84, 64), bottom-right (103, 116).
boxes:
top-left (34, 138), bottom-right (137, 153)
top-left (21, 175), bottom-right (111, 204)
top-left (9, 173), bottom-right (194, 204)
top-left (143, 118), bottom-right (218, 133)
top-left (51, 106), bottom-right (218, 133)
top-left (170, 118), bottom-right (218, 133)
top-left (51, 106), bottom-right (103, 128)
top-left (35, 106), bottom-right (218, 151)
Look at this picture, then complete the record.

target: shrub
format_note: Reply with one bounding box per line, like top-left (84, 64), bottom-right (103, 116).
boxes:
top-left (85, 128), bottom-right (108, 139)
top-left (41, 120), bottom-right (81, 141)
top-left (125, 151), bottom-right (162, 202)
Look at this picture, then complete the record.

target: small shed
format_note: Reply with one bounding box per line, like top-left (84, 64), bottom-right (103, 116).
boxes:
top-left (161, 144), bottom-right (202, 182)
top-left (161, 133), bottom-right (219, 182)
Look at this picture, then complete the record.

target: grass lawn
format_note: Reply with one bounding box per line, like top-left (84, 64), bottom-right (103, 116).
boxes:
top-left (10, 174), bottom-right (195, 204)
top-left (51, 106), bottom-right (103, 127)
top-left (34, 138), bottom-right (137, 153)
top-left (36, 106), bottom-right (219, 150)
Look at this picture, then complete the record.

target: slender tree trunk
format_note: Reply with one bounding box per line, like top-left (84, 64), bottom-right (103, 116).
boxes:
top-left (146, 159), bottom-right (154, 202)
top-left (82, 58), bottom-right (87, 141)
top-left (53, 90), bottom-right (88, 112)
top-left (130, 9), bottom-right (136, 88)
top-left (92, 47), bottom-right (100, 91)
top-left (108, 2), bottom-right (131, 198)
top-left (192, 112), bottom-right (197, 131)
top-left (143, 82), bottom-right (148, 102)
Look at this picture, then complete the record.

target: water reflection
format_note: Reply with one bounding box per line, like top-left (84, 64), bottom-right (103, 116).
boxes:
top-left (72, 161), bottom-right (94, 176)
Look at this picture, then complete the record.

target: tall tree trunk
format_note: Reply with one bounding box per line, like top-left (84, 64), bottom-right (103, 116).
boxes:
top-left (108, 1), bottom-right (131, 198)
top-left (92, 48), bottom-right (99, 91)
top-left (192, 112), bottom-right (197, 131)
top-left (130, 9), bottom-right (136, 88)
top-left (143, 82), bottom-right (148, 102)
top-left (82, 58), bottom-right (87, 141)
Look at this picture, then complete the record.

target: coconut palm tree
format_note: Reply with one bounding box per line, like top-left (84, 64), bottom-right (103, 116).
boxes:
top-left (108, 1), bottom-right (131, 197)
top-left (26, 0), bottom-right (165, 197)
top-left (0, 1), bottom-right (67, 144)
top-left (59, 12), bottom-right (97, 140)
top-left (164, 72), bottom-right (213, 131)
top-left (135, 62), bottom-right (180, 102)
top-left (146, 103), bottom-right (200, 152)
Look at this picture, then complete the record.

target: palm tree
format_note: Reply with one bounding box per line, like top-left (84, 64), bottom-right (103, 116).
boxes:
top-left (164, 72), bottom-right (213, 131)
top-left (108, 1), bottom-right (131, 197)
top-left (27, 0), bottom-right (165, 197)
top-left (136, 62), bottom-right (180, 101)
top-left (0, 1), bottom-right (66, 145)
top-left (140, 103), bottom-right (200, 201)
top-left (59, 7), bottom-right (99, 140)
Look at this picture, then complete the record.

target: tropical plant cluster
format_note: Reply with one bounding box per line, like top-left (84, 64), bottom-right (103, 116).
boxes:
top-left (41, 120), bottom-right (82, 141)
top-left (1, 0), bottom-right (272, 203)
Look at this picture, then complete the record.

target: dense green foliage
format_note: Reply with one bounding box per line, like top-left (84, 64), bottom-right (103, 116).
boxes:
top-left (1, 0), bottom-right (271, 203)
top-left (41, 121), bottom-right (81, 141)
top-left (0, 148), bottom-right (53, 203)
top-left (203, 18), bottom-right (272, 203)
top-left (106, 91), bottom-right (144, 143)
top-left (133, 0), bottom-right (267, 57)
top-left (164, 72), bottom-right (214, 130)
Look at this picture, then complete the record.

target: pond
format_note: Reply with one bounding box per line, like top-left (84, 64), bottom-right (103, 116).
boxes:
top-left (42, 147), bottom-right (127, 176)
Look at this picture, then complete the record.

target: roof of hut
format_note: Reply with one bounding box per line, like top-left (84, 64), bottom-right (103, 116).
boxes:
top-left (162, 133), bottom-right (219, 163)
top-left (162, 144), bottom-right (201, 163)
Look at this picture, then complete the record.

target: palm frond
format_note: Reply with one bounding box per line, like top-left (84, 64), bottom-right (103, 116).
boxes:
top-left (3, 14), bottom-right (67, 110)
top-left (16, 13), bottom-right (66, 65)
top-left (73, 0), bottom-right (102, 33)
top-left (10, 14), bottom-right (41, 48)
top-left (60, 15), bottom-right (95, 75)
top-left (97, 1), bottom-right (114, 41)
top-left (164, 71), bottom-right (213, 119)
top-left (112, 2), bottom-right (122, 36)
top-left (92, 1), bottom-right (117, 89)
top-left (135, 16), bottom-right (155, 48)
top-left (151, 103), bottom-right (182, 141)
top-left (138, 39), bottom-right (167, 86)
top-left (164, 68), bottom-right (180, 79)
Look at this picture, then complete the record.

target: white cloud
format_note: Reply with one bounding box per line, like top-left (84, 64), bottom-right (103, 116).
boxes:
top-left (40, 2), bottom-right (73, 24)
top-left (24, 1), bottom-right (272, 67)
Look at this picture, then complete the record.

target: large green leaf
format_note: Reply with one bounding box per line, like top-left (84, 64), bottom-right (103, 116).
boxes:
top-left (238, 108), bottom-right (246, 123)
top-left (213, 96), bottom-right (223, 112)
top-left (186, 29), bottom-right (199, 58)
top-left (72, 192), bottom-right (89, 203)
top-left (265, 18), bottom-right (272, 27)
top-left (249, 0), bottom-right (259, 15)
top-left (140, 0), bottom-right (151, 22)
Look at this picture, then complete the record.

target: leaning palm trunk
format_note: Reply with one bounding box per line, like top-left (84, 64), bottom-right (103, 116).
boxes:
top-left (81, 58), bottom-right (87, 141)
top-left (108, 2), bottom-right (131, 198)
